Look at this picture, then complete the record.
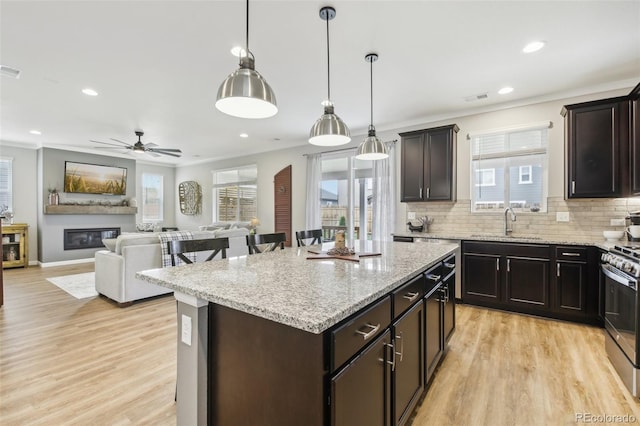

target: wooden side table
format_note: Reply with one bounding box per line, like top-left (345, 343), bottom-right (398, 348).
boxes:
top-left (2, 223), bottom-right (28, 269)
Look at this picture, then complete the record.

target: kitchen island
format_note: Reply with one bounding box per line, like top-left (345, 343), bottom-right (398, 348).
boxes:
top-left (137, 240), bottom-right (458, 425)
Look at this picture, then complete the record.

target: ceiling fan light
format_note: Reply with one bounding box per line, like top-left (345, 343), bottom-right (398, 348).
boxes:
top-left (356, 127), bottom-right (388, 160)
top-left (309, 105), bottom-right (351, 146)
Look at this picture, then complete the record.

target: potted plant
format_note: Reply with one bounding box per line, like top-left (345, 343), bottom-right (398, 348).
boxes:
top-left (47, 187), bottom-right (59, 205)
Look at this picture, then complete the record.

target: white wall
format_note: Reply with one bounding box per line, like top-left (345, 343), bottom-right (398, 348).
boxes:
top-left (175, 86), bottom-right (634, 238)
top-left (0, 144), bottom-right (38, 264)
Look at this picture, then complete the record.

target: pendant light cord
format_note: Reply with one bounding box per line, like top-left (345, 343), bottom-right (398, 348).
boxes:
top-left (326, 14), bottom-right (331, 102)
top-left (245, 0), bottom-right (250, 56)
top-left (370, 58), bottom-right (374, 126)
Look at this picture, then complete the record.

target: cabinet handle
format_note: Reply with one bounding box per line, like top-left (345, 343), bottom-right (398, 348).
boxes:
top-left (426, 187), bottom-right (430, 199)
top-left (507, 259), bottom-right (510, 272)
top-left (426, 274), bottom-right (441, 282)
top-left (557, 263), bottom-right (560, 277)
top-left (385, 342), bottom-right (396, 371)
top-left (419, 188), bottom-right (423, 199)
top-left (444, 262), bottom-right (455, 269)
top-left (403, 291), bottom-right (420, 302)
top-left (395, 331), bottom-right (404, 362)
top-left (445, 286), bottom-right (450, 302)
top-left (571, 181), bottom-right (576, 194)
top-left (355, 323), bottom-right (380, 340)
top-left (496, 258), bottom-right (500, 271)
top-left (561, 252), bottom-right (581, 257)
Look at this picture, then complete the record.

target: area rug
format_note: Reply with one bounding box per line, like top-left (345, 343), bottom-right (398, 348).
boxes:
top-left (46, 272), bottom-right (98, 299)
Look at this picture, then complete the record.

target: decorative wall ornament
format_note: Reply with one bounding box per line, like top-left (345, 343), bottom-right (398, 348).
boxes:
top-left (178, 181), bottom-right (202, 215)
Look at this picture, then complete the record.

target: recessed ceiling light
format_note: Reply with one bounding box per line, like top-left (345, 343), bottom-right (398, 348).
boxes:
top-left (230, 46), bottom-right (247, 58)
top-left (523, 41), bottom-right (545, 53)
top-left (29, 129), bottom-right (42, 135)
top-left (82, 88), bottom-right (98, 96)
top-left (239, 133), bottom-right (249, 138)
top-left (498, 87), bottom-right (514, 95)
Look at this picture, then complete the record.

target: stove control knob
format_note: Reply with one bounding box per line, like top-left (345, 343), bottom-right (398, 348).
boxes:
top-left (622, 262), bottom-right (633, 273)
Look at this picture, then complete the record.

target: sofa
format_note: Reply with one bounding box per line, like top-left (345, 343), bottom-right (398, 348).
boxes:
top-left (94, 228), bottom-right (250, 306)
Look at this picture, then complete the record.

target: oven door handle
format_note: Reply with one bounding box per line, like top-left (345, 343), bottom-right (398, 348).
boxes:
top-left (601, 265), bottom-right (637, 289)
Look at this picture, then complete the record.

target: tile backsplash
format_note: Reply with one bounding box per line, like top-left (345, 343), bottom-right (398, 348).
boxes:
top-left (405, 197), bottom-right (640, 242)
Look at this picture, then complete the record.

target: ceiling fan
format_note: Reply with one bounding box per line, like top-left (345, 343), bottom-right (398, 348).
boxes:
top-left (90, 130), bottom-right (182, 158)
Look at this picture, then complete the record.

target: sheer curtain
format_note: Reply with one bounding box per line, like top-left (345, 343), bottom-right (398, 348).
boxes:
top-left (371, 142), bottom-right (396, 241)
top-left (305, 153), bottom-right (322, 230)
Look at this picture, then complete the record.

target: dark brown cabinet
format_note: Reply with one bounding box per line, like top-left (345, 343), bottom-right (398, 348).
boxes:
top-left (442, 267), bottom-right (456, 342)
top-left (463, 241), bottom-right (600, 325)
top-left (424, 283), bottom-right (443, 383)
top-left (631, 87), bottom-right (640, 194)
top-left (332, 330), bottom-right (392, 426)
top-left (562, 97), bottom-right (631, 198)
top-left (393, 302), bottom-right (424, 426)
top-left (400, 124), bottom-right (458, 202)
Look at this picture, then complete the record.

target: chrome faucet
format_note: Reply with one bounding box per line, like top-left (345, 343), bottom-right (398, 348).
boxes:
top-left (504, 207), bottom-right (516, 236)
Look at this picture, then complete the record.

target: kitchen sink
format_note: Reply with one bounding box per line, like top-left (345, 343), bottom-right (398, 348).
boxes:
top-left (470, 234), bottom-right (542, 240)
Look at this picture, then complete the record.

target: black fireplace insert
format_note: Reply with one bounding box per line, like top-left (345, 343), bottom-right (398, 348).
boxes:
top-left (63, 227), bottom-right (120, 250)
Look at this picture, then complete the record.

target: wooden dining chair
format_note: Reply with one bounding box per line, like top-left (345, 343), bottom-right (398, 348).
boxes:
top-left (295, 229), bottom-right (322, 247)
top-left (246, 232), bottom-right (286, 254)
top-left (167, 237), bottom-right (229, 266)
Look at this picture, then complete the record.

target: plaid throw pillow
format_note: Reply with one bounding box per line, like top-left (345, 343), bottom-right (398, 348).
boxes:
top-left (157, 231), bottom-right (195, 267)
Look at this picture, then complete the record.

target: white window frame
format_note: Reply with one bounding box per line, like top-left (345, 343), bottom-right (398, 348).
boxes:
top-left (141, 173), bottom-right (164, 223)
top-left (475, 168), bottom-right (496, 187)
top-left (0, 157), bottom-right (13, 215)
top-left (519, 165), bottom-right (532, 184)
top-left (212, 164), bottom-right (258, 223)
top-left (469, 121), bottom-right (550, 213)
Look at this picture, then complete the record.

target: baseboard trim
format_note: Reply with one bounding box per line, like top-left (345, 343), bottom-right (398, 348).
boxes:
top-left (39, 258), bottom-right (95, 268)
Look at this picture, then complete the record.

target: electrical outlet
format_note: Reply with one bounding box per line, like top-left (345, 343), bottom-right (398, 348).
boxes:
top-left (611, 218), bottom-right (626, 226)
top-left (181, 314), bottom-right (192, 346)
top-left (556, 212), bottom-right (570, 222)
top-left (407, 212), bottom-right (416, 220)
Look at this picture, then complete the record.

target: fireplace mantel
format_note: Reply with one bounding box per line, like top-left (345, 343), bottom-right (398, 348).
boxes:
top-left (44, 205), bottom-right (138, 215)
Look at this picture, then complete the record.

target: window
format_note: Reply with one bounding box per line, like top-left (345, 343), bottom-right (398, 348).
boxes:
top-left (470, 123), bottom-right (548, 213)
top-left (519, 165), bottom-right (532, 184)
top-left (212, 165), bottom-right (257, 222)
top-left (0, 157), bottom-right (13, 215)
top-left (142, 173), bottom-right (163, 222)
top-left (475, 168), bottom-right (496, 187)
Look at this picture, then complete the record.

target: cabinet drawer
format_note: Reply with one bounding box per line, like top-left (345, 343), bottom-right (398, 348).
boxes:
top-left (556, 246), bottom-right (587, 262)
top-left (442, 254), bottom-right (456, 275)
top-left (424, 263), bottom-right (443, 293)
top-left (331, 296), bottom-right (391, 371)
top-left (393, 274), bottom-right (426, 318)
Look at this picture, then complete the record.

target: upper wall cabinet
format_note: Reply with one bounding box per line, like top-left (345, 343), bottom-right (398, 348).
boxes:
top-left (562, 96), bottom-right (632, 199)
top-left (630, 83), bottom-right (640, 195)
top-left (400, 124), bottom-right (458, 202)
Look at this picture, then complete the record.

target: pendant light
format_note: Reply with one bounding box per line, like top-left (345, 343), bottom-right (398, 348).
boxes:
top-left (309, 6), bottom-right (350, 146)
top-left (215, 0), bottom-right (277, 119)
top-left (356, 53), bottom-right (388, 160)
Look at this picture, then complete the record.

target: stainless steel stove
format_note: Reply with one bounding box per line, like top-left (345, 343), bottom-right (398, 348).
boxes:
top-left (601, 245), bottom-right (640, 397)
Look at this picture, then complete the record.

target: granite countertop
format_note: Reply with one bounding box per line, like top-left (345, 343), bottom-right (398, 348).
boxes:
top-left (392, 231), bottom-right (618, 251)
top-left (136, 241), bottom-right (457, 334)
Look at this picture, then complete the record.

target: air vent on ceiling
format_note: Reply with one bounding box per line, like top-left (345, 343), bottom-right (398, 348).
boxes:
top-left (0, 65), bottom-right (21, 79)
top-left (464, 93), bottom-right (488, 102)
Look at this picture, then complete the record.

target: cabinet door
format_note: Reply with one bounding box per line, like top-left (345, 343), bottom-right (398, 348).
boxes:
top-left (567, 101), bottom-right (622, 198)
top-left (400, 134), bottom-right (425, 202)
top-left (632, 98), bottom-right (640, 195)
top-left (463, 253), bottom-right (501, 303)
top-left (393, 303), bottom-right (424, 426)
top-left (424, 288), bottom-right (443, 382)
top-left (555, 261), bottom-right (587, 314)
top-left (425, 128), bottom-right (453, 200)
top-left (442, 272), bottom-right (455, 342)
top-left (505, 256), bottom-right (549, 309)
top-left (331, 330), bottom-right (391, 426)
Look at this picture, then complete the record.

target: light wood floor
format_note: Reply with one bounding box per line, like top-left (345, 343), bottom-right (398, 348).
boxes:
top-left (1, 264), bottom-right (639, 425)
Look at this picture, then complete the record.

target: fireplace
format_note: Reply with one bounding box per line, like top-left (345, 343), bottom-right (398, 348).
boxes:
top-left (63, 228), bottom-right (120, 250)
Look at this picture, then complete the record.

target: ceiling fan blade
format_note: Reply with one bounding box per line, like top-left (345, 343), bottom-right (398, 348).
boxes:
top-left (90, 139), bottom-right (129, 147)
top-left (150, 150), bottom-right (182, 158)
top-left (150, 148), bottom-right (182, 153)
top-left (109, 138), bottom-right (132, 146)
top-left (144, 142), bottom-right (158, 148)
top-left (94, 146), bottom-right (130, 150)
